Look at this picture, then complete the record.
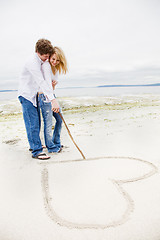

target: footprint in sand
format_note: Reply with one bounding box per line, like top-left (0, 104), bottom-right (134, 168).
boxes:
top-left (40, 156), bottom-right (158, 229)
top-left (3, 138), bottom-right (21, 145)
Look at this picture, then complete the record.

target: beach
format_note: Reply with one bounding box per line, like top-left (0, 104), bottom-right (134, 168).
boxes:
top-left (1, 94), bottom-right (160, 239)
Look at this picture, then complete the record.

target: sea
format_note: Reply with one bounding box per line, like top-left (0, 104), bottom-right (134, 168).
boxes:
top-left (1, 74), bottom-right (160, 101)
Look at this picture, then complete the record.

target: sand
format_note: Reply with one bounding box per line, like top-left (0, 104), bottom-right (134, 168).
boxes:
top-left (0, 95), bottom-right (160, 240)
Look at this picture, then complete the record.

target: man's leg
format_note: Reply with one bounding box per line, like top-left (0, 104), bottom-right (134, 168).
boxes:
top-left (18, 96), bottom-right (43, 157)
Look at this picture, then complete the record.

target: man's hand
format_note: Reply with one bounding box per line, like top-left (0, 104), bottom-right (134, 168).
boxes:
top-left (52, 80), bottom-right (58, 90)
top-left (51, 98), bottom-right (59, 113)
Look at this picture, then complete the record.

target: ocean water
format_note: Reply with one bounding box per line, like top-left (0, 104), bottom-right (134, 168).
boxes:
top-left (1, 72), bottom-right (160, 101)
top-left (1, 67), bottom-right (160, 100)
top-left (56, 84), bottom-right (160, 97)
top-left (1, 84), bottom-right (160, 101)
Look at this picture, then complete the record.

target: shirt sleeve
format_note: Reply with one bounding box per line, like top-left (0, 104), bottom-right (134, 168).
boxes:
top-left (54, 71), bottom-right (59, 81)
top-left (42, 61), bottom-right (53, 92)
top-left (52, 70), bottom-right (59, 81)
top-left (27, 60), bottom-right (55, 101)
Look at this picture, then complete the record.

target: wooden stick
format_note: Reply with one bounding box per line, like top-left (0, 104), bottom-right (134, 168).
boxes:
top-left (58, 112), bottom-right (86, 160)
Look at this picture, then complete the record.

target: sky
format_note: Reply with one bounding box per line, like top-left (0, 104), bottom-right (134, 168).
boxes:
top-left (0, 0), bottom-right (160, 88)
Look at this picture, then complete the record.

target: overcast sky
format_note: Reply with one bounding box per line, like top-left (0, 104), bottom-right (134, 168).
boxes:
top-left (0, 0), bottom-right (160, 86)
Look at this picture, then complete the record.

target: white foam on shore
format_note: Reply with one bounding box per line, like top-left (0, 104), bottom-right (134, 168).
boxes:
top-left (1, 94), bottom-right (160, 115)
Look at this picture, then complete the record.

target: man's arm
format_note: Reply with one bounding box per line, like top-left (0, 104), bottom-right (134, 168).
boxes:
top-left (29, 68), bottom-right (54, 100)
top-left (27, 61), bottom-right (59, 112)
top-left (42, 61), bottom-right (60, 112)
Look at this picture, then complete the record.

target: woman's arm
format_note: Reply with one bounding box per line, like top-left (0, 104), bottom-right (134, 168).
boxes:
top-left (51, 70), bottom-right (59, 90)
top-left (52, 80), bottom-right (58, 90)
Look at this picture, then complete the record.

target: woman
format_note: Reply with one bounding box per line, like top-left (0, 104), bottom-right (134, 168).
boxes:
top-left (38, 46), bottom-right (68, 153)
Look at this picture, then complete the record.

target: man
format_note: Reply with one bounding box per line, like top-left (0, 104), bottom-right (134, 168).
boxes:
top-left (18, 39), bottom-right (59, 160)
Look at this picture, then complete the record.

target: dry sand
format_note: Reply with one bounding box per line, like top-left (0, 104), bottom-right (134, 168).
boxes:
top-left (0, 95), bottom-right (160, 240)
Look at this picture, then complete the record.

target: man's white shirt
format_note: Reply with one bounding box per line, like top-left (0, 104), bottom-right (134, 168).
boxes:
top-left (18, 53), bottom-right (55, 106)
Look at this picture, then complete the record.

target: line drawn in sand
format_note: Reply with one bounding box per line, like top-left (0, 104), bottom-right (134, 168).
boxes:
top-left (40, 156), bottom-right (158, 229)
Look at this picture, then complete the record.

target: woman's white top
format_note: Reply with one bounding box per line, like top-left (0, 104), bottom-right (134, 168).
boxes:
top-left (40, 61), bottom-right (59, 100)
top-left (18, 53), bottom-right (55, 107)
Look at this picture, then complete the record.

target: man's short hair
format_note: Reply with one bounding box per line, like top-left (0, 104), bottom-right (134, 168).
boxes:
top-left (35, 39), bottom-right (53, 55)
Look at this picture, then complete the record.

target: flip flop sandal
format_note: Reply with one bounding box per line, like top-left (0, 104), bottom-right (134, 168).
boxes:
top-left (32, 152), bottom-right (50, 160)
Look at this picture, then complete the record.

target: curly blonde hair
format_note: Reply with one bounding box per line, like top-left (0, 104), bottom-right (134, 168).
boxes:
top-left (49, 46), bottom-right (68, 75)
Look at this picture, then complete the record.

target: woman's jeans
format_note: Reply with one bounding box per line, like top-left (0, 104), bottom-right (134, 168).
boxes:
top-left (38, 94), bottom-right (62, 153)
top-left (18, 96), bottom-right (43, 157)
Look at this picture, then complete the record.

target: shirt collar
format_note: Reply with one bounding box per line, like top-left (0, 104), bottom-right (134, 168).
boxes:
top-left (35, 53), bottom-right (44, 64)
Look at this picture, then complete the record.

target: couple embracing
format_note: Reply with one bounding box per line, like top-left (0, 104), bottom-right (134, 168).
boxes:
top-left (18, 39), bottom-right (68, 160)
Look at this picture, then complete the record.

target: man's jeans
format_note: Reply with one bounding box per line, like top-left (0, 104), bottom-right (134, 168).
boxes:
top-left (18, 96), bottom-right (43, 157)
top-left (38, 94), bottom-right (62, 153)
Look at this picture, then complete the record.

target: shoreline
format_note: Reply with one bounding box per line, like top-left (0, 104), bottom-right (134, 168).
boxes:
top-left (1, 94), bottom-right (160, 161)
top-left (1, 93), bottom-right (160, 115)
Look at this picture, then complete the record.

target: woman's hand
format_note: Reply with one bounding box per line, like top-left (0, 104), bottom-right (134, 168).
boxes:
top-left (52, 80), bottom-right (58, 89)
top-left (51, 98), bottom-right (59, 113)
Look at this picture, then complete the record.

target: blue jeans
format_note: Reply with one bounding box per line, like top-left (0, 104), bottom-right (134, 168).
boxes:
top-left (38, 94), bottom-right (62, 153)
top-left (18, 96), bottom-right (43, 157)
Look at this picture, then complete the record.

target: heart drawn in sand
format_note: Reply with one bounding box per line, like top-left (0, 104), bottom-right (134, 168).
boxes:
top-left (41, 156), bottom-right (158, 229)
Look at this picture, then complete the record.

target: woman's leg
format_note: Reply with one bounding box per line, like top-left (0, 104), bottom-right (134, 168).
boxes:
top-left (52, 109), bottom-right (63, 148)
top-left (38, 94), bottom-right (60, 152)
